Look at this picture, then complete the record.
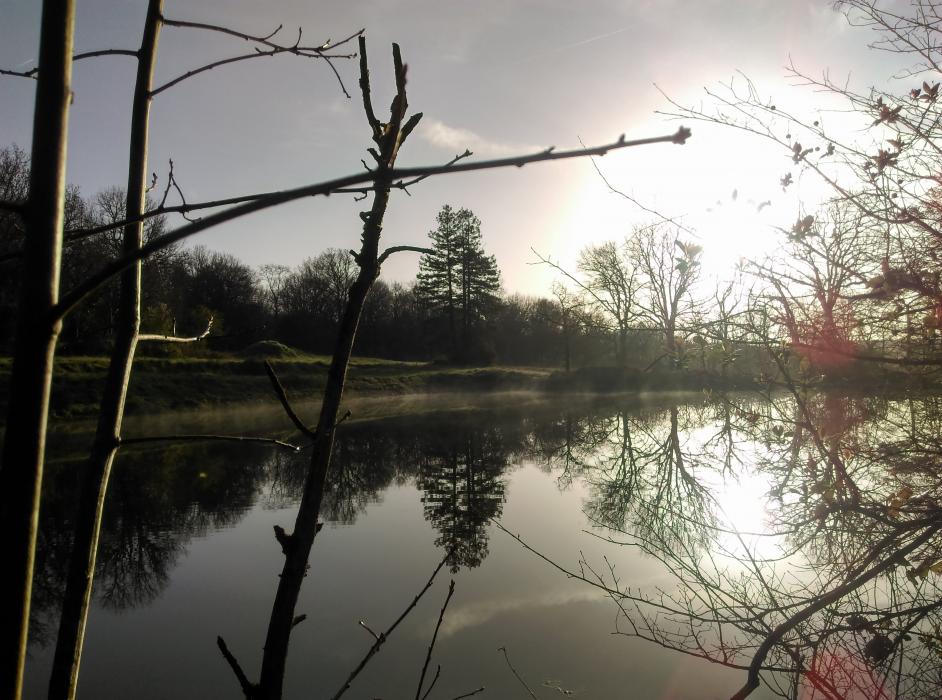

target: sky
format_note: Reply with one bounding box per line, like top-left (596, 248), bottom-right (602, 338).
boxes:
top-left (0, 0), bottom-right (910, 295)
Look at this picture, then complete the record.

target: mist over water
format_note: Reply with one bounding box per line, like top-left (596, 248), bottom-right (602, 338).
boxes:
top-left (27, 391), bottom-right (942, 699)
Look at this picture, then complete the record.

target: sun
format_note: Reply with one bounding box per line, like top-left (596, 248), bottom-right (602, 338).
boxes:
top-left (692, 194), bottom-right (782, 280)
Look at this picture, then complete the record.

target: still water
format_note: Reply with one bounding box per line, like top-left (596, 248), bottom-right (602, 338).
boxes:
top-left (24, 392), bottom-right (942, 699)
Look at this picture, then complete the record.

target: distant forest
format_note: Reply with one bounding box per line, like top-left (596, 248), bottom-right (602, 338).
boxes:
top-left (5, 128), bottom-right (938, 383)
top-left (0, 144), bottom-right (653, 369)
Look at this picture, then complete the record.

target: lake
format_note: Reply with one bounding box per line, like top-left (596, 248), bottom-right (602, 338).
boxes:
top-left (24, 391), bottom-right (942, 699)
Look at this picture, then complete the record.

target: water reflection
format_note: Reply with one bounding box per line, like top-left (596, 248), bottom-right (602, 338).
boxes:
top-left (419, 427), bottom-right (507, 572)
top-left (29, 392), bottom-right (942, 698)
top-left (540, 392), bottom-right (942, 700)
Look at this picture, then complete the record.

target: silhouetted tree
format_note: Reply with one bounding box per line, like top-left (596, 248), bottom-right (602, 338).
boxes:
top-left (417, 205), bottom-right (501, 362)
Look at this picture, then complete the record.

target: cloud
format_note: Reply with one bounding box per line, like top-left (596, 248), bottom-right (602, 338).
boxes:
top-left (419, 118), bottom-right (540, 157)
top-left (434, 587), bottom-right (603, 638)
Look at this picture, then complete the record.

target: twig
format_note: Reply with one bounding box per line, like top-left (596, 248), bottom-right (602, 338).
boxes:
top-left (52, 127), bottom-right (692, 321)
top-left (415, 580), bottom-right (456, 700)
top-left (498, 646), bottom-right (539, 700)
top-left (117, 434), bottom-right (300, 451)
top-left (45, 151), bottom-right (476, 255)
top-left (358, 36), bottom-right (381, 139)
top-left (448, 689), bottom-right (485, 700)
top-left (358, 620), bottom-right (380, 641)
top-left (329, 552), bottom-right (453, 700)
top-left (579, 135), bottom-right (695, 235)
top-left (263, 361), bottom-right (317, 439)
top-left (420, 666), bottom-right (441, 700)
top-left (1, 48), bottom-right (137, 79)
top-left (730, 524), bottom-right (942, 700)
top-left (160, 17), bottom-right (361, 54)
top-left (216, 636), bottom-right (258, 697)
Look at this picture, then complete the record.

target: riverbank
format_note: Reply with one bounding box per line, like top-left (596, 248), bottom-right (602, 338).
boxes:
top-left (0, 350), bottom-right (933, 421)
top-left (0, 354), bottom-right (553, 420)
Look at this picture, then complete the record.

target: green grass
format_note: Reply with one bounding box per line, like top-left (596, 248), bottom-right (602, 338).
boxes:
top-left (0, 352), bottom-right (554, 419)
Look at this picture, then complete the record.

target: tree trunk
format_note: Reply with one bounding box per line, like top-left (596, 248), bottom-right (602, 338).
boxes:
top-left (48, 4), bottom-right (162, 698)
top-left (616, 328), bottom-right (627, 367)
top-left (250, 39), bottom-right (416, 700)
top-left (563, 327), bottom-right (571, 372)
top-left (0, 3), bottom-right (74, 696)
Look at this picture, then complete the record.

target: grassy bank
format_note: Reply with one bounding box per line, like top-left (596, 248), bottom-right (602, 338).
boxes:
top-left (2, 347), bottom-right (933, 421)
top-left (0, 353), bottom-right (553, 419)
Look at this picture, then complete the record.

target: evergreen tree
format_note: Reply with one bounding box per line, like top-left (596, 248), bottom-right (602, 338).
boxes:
top-left (416, 205), bottom-right (501, 360)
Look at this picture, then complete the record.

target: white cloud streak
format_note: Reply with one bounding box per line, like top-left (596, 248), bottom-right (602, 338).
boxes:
top-left (419, 118), bottom-right (540, 157)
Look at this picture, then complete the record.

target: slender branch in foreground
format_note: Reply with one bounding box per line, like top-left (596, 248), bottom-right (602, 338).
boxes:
top-left (448, 689), bottom-right (485, 700)
top-left (50, 152), bottom-right (474, 251)
top-left (451, 685), bottom-right (484, 700)
top-left (160, 17), bottom-right (362, 55)
top-left (150, 44), bottom-right (355, 97)
top-left (498, 646), bottom-right (539, 700)
top-left (0, 48), bottom-right (138, 78)
top-left (216, 636), bottom-right (257, 698)
top-left (52, 127), bottom-right (692, 321)
top-left (117, 434), bottom-right (301, 451)
top-left (158, 18), bottom-right (362, 97)
top-left (415, 580), bottom-right (456, 700)
top-left (420, 666), bottom-right (441, 700)
top-left (263, 360), bottom-right (317, 439)
top-left (579, 135), bottom-right (695, 235)
top-left (329, 552), bottom-right (453, 700)
top-left (730, 524), bottom-right (942, 700)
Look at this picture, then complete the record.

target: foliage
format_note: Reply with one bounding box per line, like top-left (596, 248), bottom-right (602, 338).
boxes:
top-left (416, 205), bottom-right (501, 363)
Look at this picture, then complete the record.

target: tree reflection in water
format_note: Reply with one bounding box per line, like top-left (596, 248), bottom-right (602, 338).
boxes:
top-left (523, 392), bottom-right (942, 700)
top-left (30, 393), bottom-right (942, 698)
top-left (419, 427), bottom-right (507, 572)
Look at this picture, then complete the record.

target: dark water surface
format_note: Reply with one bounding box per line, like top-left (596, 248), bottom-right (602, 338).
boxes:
top-left (24, 392), bottom-right (942, 699)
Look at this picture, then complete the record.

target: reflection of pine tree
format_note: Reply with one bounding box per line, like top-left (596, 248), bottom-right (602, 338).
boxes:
top-left (420, 428), bottom-right (507, 572)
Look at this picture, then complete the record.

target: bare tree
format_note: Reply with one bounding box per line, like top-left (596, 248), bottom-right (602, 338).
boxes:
top-left (628, 223), bottom-right (702, 368)
top-left (577, 241), bottom-right (641, 366)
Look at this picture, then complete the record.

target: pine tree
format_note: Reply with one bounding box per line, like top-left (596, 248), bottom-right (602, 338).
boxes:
top-left (416, 205), bottom-right (501, 360)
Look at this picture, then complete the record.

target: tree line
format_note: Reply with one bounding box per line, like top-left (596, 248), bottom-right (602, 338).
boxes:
top-left (1, 146), bottom-right (775, 377)
top-left (0, 154), bottom-right (615, 367)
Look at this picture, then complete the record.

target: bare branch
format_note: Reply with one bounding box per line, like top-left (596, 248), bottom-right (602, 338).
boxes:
top-left (498, 646), bottom-right (539, 700)
top-left (580, 135), bottom-right (695, 235)
top-left (1, 48), bottom-right (137, 79)
top-left (448, 689), bottom-right (485, 700)
top-left (52, 127), bottom-right (692, 320)
top-left (415, 580), bottom-right (456, 700)
top-left (160, 16), bottom-right (361, 54)
top-left (378, 245), bottom-right (433, 265)
top-left (358, 620), bottom-right (380, 641)
top-left (329, 552), bottom-right (452, 700)
top-left (216, 636), bottom-right (258, 698)
top-left (357, 35), bottom-right (382, 139)
top-left (263, 361), bottom-right (317, 439)
top-left (731, 524), bottom-right (941, 700)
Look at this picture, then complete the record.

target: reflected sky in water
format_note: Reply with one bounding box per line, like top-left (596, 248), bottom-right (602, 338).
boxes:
top-left (28, 392), bottom-right (941, 699)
